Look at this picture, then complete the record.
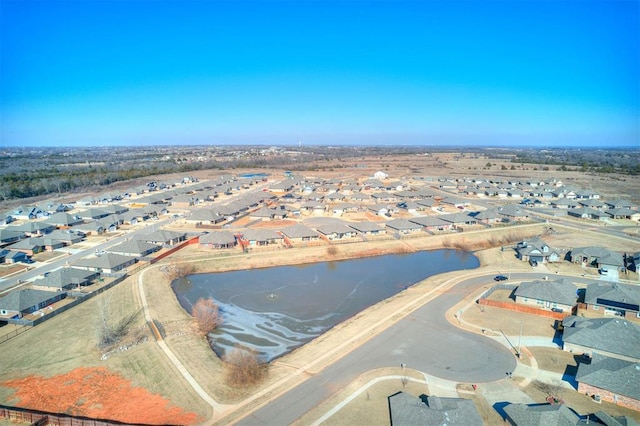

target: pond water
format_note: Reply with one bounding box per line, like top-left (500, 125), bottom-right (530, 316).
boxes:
top-left (172, 249), bottom-right (478, 361)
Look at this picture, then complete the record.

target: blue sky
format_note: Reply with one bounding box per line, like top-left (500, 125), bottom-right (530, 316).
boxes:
top-left (1, 0), bottom-right (638, 147)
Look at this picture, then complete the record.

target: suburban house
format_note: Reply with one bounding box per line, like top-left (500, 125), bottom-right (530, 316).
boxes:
top-left (315, 223), bottom-right (357, 240)
top-left (387, 392), bottom-right (482, 426)
top-left (410, 215), bottom-right (454, 232)
top-left (5, 238), bottom-right (44, 256)
top-left (12, 206), bottom-right (46, 220)
top-left (567, 208), bottom-right (609, 221)
top-left (248, 206), bottom-right (277, 221)
top-left (45, 212), bottom-right (84, 228)
top-left (72, 253), bottom-right (138, 274)
top-left (199, 231), bottom-right (237, 249)
top-left (268, 180), bottom-right (296, 193)
top-left (570, 246), bottom-right (624, 279)
top-left (8, 221), bottom-right (56, 237)
top-left (515, 237), bottom-right (561, 264)
top-left (347, 222), bottom-right (386, 236)
top-left (471, 208), bottom-right (500, 224)
top-left (46, 229), bottom-right (85, 246)
top-left (77, 208), bottom-right (112, 220)
top-left (31, 268), bottom-right (99, 291)
top-left (0, 229), bottom-right (23, 246)
top-left (607, 208), bottom-right (640, 221)
top-left (0, 289), bottom-right (66, 320)
top-left (240, 229), bottom-right (283, 246)
top-left (135, 230), bottom-right (187, 246)
top-left (583, 281), bottom-right (640, 320)
top-left (562, 316), bottom-right (640, 362)
top-left (0, 214), bottom-right (14, 226)
top-left (502, 403), bottom-right (582, 425)
top-left (280, 224), bottom-right (319, 243)
top-left (514, 278), bottom-right (577, 313)
top-left (107, 240), bottom-right (161, 258)
top-left (575, 353), bottom-right (640, 411)
top-left (187, 208), bottom-right (226, 225)
top-left (119, 209), bottom-right (148, 225)
top-left (496, 204), bottom-right (530, 221)
top-left (71, 221), bottom-right (107, 235)
top-left (2, 250), bottom-right (28, 264)
top-left (385, 219), bottom-right (423, 235)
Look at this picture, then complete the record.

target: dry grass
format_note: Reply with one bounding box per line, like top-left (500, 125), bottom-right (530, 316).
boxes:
top-left (527, 347), bottom-right (578, 375)
top-left (292, 368), bottom-right (428, 426)
top-left (522, 379), bottom-right (640, 420)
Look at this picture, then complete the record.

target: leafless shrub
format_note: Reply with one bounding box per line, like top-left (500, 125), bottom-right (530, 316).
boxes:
top-left (165, 261), bottom-right (196, 281)
top-left (95, 295), bottom-right (139, 350)
top-left (223, 347), bottom-right (267, 387)
top-left (191, 297), bottom-right (221, 336)
top-left (533, 380), bottom-right (563, 399)
top-left (326, 246), bottom-right (339, 256)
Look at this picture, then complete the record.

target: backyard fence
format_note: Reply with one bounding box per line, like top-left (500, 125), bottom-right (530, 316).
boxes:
top-left (0, 406), bottom-right (163, 426)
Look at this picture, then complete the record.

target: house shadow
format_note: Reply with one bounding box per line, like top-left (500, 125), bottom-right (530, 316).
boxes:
top-left (552, 320), bottom-right (563, 347)
top-left (492, 401), bottom-right (510, 420)
top-left (561, 354), bottom-right (585, 390)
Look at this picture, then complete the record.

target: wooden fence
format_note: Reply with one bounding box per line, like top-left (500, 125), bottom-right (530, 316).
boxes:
top-left (0, 406), bottom-right (164, 426)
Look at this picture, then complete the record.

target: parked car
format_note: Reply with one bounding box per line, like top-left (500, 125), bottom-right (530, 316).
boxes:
top-left (529, 259), bottom-right (538, 267)
top-left (494, 275), bottom-right (508, 281)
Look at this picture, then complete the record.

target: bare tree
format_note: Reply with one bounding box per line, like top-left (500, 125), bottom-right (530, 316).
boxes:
top-left (191, 297), bottom-right (221, 336)
top-left (223, 347), bottom-right (267, 387)
top-left (165, 261), bottom-right (196, 281)
top-left (533, 380), bottom-right (563, 400)
top-left (94, 295), bottom-right (139, 350)
top-left (0, 183), bottom-right (10, 202)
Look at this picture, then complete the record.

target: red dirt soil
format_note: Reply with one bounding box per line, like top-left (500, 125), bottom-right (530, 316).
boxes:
top-left (2, 367), bottom-right (200, 425)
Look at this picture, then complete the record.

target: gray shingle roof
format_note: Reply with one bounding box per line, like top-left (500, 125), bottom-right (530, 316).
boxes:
top-left (585, 282), bottom-right (640, 311)
top-left (241, 228), bottom-right (282, 242)
top-left (503, 403), bottom-right (581, 426)
top-left (388, 392), bottom-right (483, 426)
top-left (199, 231), bottom-right (236, 245)
top-left (515, 279), bottom-right (578, 306)
top-left (32, 268), bottom-right (97, 289)
top-left (347, 222), bottom-right (384, 233)
top-left (280, 224), bottom-right (318, 239)
top-left (72, 253), bottom-right (137, 270)
top-left (385, 219), bottom-right (422, 231)
top-left (0, 289), bottom-right (65, 312)
top-left (107, 240), bottom-right (160, 256)
top-left (576, 353), bottom-right (640, 400)
top-left (315, 223), bottom-right (354, 235)
top-left (571, 247), bottom-right (624, 267)
top-left (563, 316), bottom-right (640, 360)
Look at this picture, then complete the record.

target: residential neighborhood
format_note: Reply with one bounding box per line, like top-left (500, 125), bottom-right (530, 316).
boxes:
top-left (1, 153), bottom-right (639, 425)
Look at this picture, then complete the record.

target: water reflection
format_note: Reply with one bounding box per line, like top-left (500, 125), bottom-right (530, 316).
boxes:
top-left (173, 249), bottom-right (478, 361)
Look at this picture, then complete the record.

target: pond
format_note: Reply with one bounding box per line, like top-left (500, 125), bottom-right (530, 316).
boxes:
top-left (172, 249), bottom-right (478, 361)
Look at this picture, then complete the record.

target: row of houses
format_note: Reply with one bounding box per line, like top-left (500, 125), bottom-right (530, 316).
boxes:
top-left (484, 274), bottom-right (640, 411)
top-left (0, 229), bottom-right (189, 321)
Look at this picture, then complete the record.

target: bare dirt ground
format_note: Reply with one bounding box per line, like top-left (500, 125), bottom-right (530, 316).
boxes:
top-left (1, 367), bottom-right (200, 425)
